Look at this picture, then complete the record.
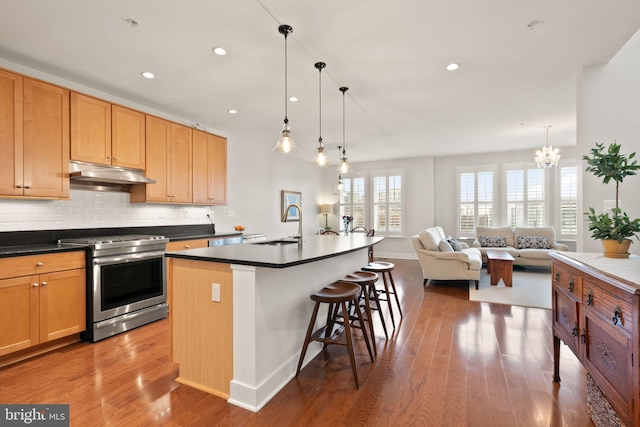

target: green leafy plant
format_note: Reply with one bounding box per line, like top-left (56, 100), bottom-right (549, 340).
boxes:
top-left (583, 142), bottom-right (640, 243)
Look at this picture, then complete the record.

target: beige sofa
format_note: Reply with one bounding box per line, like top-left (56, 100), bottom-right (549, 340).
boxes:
top-left (472, 226), bottom-right (569, 267)
top-left (411, 226), bottom-right (482, 288)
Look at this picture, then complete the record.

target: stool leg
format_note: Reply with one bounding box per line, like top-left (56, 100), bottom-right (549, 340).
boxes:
top-left (368, 282), bottom-right (389, 339)
top-left (296, 302), bottom-right (320, 377)
top-left (341, 301), bottom-right (360, 389)
top-left (380, 273), bottom-right (396, 328)
top-left (354, 295), bottom-right (374, 362)
top-left (361, 284), bottom-right (377, 356)
top-left (386, 271), bottom-right (403, 318)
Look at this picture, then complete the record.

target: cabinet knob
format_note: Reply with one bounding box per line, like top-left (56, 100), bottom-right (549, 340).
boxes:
top-left (32, 283), bottom-right (39, 287)
top-left (113, 157), bottom-right (118, 160)
top-left (24, 185), bottom-right (31, 189)
top-left (554, 271), bottom-right (560, 285)
top-left (580, 329), bottom-right (586, 344)
top-left (568, 278), bottom-right (574, 293)
top-left (16, 184), bottom-right (23, 189)
top-left (571, 324), bottom-right (578, 337)
top-left (40, 281), bottom-right (48, 286)
top-left (36, 262), bottom-right (44, 266)
top-left (106, 156), bottom-right (112, 159)
top-left (587, 289), bottom-right (593, 306)
top-left (185, 245), bottom-right (191, 249)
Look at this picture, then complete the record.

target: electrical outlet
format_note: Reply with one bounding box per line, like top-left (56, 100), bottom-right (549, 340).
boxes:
top-left (183, 209), bottom-right (189, 218)
top-left (211, 283), bottom-right (221, 302)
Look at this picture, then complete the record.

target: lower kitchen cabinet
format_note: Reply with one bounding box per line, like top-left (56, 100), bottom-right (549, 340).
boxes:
top-left (551, 252), bottom-right (640, 426)
top-left (0, 252), bottom-right (85, 359)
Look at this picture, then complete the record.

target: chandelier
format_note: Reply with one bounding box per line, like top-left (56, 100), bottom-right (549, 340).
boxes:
top-left (535, 125), bottom-right (560, 168)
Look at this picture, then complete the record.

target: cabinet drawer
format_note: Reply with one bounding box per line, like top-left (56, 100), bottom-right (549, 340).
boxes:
top-left (0, 252), bottom-right (85, 280)
top-left (553, 264), bottom-right (581, 299)
top-left (583, 278), bottom-right (633, 336)
top-left (166, 239), bottom-right (209, 251)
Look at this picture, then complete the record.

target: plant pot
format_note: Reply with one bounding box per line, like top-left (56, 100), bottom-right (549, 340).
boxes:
top-left (601, 239), bottom-right (632, 259)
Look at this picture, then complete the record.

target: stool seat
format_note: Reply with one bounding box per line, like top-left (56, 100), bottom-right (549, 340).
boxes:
top-left (362, 261), bottom-right (395, 272)
top-left (342, 271), bottom-right (378, 284)
top-left (311, 281), bottom-right (360, 303)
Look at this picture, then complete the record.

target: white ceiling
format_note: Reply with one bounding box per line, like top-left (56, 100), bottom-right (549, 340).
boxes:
top-left (1, 0), bottom-right (639, 164)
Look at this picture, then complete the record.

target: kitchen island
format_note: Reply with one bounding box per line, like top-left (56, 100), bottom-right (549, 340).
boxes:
top-left (165, 234), bottom-right (383, 412)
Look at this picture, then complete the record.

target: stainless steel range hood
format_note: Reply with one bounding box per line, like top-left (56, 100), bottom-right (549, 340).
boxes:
top-left (69, 161), bottom-right (155, 191)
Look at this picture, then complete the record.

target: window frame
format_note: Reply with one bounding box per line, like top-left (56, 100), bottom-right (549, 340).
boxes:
top-left (503, 163), bottom-right (549, 228)
top-left (456, 165), bottom-right (497, 238)
top-left (370, 169), bottom-right (405, 237)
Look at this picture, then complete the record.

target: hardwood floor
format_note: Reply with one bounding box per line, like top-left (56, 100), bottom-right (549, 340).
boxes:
top-left (0, 259), bottom-right (594, 426)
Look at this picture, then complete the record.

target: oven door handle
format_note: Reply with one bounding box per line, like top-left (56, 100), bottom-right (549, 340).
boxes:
top-left (93, 250), bottom-right (166, 266)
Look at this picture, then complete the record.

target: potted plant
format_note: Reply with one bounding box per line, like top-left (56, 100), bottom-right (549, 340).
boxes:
top-left (583, 142), bottom-right (640, 258)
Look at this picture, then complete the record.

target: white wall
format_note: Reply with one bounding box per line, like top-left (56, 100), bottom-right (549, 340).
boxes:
top-left (579, 29), bottom-right (640, 254)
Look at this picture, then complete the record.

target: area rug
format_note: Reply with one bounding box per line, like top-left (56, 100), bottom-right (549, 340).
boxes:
top-left (468, 268), bottom-right (552, 309)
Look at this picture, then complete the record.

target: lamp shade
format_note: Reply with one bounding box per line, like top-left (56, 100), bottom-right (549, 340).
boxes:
top-left (320, 204), bottom-right (332, 214)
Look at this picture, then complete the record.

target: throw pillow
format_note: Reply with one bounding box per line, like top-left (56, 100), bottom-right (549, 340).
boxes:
top-left (438, 239), bottom-right (454, 252)
top-left (517, 236), bottom-right (550, 249)
top-left (447, 237), bottom-right (463, 252)
top-left (478, 236), bottom-right (507, 248)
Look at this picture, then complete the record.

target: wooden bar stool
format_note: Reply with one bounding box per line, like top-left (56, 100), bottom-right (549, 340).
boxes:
top-left (341, 271), bottom-right (388, 355)
top-left (295, 281), bottom-right (373, 389)
top-left (362, 261), bottom-right (403, 328)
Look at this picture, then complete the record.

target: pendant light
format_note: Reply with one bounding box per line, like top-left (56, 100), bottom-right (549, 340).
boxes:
top-left (534, 125), bottom-right (561, 168)
top-left (313, 62), bottom-right (328, 166)
top-left (272, 24), bottom-right (298, 153)
top-left (335, 146), bottom-right (345, 193)
top-left (336, 87), bottom-right (353, 173)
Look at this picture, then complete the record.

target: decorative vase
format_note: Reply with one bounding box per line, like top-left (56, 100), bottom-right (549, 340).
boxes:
top-left (601, 239), bottom-right (631, 259)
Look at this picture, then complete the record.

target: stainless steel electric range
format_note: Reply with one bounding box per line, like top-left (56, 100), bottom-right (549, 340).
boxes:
top-left (58, 234), bottom-right (169, 342)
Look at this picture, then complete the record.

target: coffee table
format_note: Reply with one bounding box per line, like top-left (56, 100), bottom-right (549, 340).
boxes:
top-left (485, 250), bottom-right (515, 287)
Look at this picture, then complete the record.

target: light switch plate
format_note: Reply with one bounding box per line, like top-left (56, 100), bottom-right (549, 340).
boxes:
top-left (212, 283), bottom-right (221, 302)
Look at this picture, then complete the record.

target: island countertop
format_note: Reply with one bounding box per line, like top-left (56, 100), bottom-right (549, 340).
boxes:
top-left (165, 234), bottom-right (383, 268)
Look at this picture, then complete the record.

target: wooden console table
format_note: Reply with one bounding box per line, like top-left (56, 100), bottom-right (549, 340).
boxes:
top-left (551, 252), bottom-right (640, 426)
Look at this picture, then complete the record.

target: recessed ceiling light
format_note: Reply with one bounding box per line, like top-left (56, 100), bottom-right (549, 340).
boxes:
top-left (212, 47), bottom-right (227, 56)
top-left (289, 96), bottom-right (298, 102)
top-left (141, 71), bottom-right (155, 79)
top-left (228, 109), bottom-right (237, 114)
top-left (446, 63), bottom-right (459, 71)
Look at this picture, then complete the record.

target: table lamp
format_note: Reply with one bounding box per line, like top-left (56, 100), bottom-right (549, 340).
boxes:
top-left (320, 204), bottom-right (332, 230)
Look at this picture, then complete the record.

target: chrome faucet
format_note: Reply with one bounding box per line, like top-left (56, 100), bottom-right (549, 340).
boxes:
top-left (282, 203), bottom-right (302, 245)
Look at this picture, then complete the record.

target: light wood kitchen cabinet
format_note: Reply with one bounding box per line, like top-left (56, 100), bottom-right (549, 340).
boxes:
top-left (71, 94), bottom-right (146, 170)
top-left (193, 129), bottom-right (227, 205)
top-left (552, 252), bottom-right (640, 426)
top-left (0, 70), bottom-right (69, 199)
top-left (0, 251), bottom-right (85, 358)
top-left (131, 116), bottom-right (192, 203)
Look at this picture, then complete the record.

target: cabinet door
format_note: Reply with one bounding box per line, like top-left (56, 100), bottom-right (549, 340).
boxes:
top-left (193, 130), bottom-right (226, 205)
top-left (23, 78), bottom-right (69, 198)
top-left (169, 123), bottom-right (192, 203)
top-left (137, 115), bottom-right (170, 202)
top-left (70, 92), bottom-right (111, 165)
top-left (38, 269), bottom-right (86, 343)
top-left (0, 275), bottom-right (39, 356)
top-left (0, 69), bottom-right (23, 196)
top-left (112, 105), bottom-right (145, 169)
top-left (552, 285), bottom-right (580, 355)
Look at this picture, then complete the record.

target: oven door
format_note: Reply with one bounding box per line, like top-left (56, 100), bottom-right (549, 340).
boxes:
top-left (92, 250), bottom-right (167, 322)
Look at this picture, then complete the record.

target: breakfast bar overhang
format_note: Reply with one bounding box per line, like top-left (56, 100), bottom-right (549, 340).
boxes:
top-left (165, 234), bottom-right (383, 412)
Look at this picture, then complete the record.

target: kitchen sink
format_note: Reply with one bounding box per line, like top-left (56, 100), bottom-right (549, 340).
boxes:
top-left (252, 238), bottom-right (299, 246)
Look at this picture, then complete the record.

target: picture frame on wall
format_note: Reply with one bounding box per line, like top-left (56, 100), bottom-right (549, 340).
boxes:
top-left (281, 190), bottom-right (301, 221)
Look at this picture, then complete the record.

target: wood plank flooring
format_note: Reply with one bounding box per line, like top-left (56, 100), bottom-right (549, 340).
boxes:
top-left (0, 259), bottom-right (594, 426)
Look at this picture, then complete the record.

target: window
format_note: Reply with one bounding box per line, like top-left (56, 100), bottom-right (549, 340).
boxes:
top-left (505, 166), bottom-right (545, 227)
top-left (372, 170), bottom-right (404, 236)
top-left (458, 168), bottom-right (494, 236)
top-left (338, 175), bottom-right (365, 231)
top-left (559, 166), bottom-right (578, 235)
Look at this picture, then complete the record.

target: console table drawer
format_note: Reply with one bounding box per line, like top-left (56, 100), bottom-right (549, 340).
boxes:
top-left (553, 264), bottom-right (582, 299)
top-left (583, 278), bottom-right (633, 336)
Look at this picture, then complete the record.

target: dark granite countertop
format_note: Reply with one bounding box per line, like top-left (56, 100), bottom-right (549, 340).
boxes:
top-left (165, 234), bottom-right (383, 268)
top-left (0, 225), bottom-right (242, 258)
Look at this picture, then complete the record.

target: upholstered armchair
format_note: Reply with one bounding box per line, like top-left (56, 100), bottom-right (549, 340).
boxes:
top-left (411, 227), bottom-right (482, 288)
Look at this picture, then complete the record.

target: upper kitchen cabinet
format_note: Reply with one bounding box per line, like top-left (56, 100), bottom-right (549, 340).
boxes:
top-left (70, 93), bottom-right (145, 170)
top-left (0, 70), bottom-right (69, 199)
top-left (131, 116), bottom-right (192, 203)
top-left (193, 130), bottom-right (227, 205)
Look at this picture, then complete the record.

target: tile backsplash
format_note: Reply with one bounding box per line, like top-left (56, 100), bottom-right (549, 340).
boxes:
top-left (0, 190), bottom-right (214, 232)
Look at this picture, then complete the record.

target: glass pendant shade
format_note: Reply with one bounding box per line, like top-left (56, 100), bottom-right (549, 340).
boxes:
top-left (534, 125), bottom-right (560, 168)
top-left (337, 157), bottom-right (352, 174)
top-left (313, 62), bottom-right (328, 166)
top-left (336, 86), bottom-right (353, 173)
top-left (335, 174), bottom-right (344, 193)
top-left (274, 122), bottom-right (298, 153)
top-left (313, 143), bottom-right (328, 166)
